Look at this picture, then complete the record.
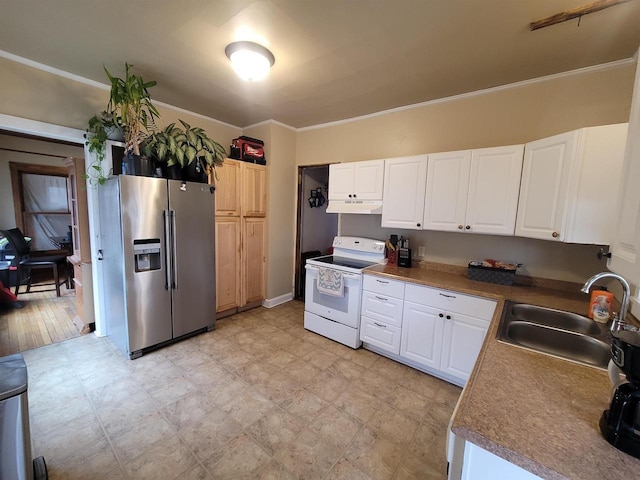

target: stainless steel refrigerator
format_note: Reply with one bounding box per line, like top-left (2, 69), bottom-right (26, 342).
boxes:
top-left (98, 175), bottom-right (216, 359)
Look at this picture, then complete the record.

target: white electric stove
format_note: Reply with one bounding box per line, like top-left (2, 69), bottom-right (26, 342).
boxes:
top-left (304, 236), bottom-right (386, 348)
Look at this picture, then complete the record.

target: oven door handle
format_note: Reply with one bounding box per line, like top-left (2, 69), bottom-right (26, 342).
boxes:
top-left (305, 264), bottom-right (361, 279)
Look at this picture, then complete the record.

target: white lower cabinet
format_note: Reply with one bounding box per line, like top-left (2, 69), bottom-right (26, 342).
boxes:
top-left (400, 302), bottom-right (443, 369)
top-left (360, 318), bottom-right (402, 354)
top-left (440, 312), bottom-right (491, 381)
top-left (362, 274), bottom-right (496, 386)
top-left (360, 277), bottom-right (405, 355)
top-left (447, 440), bottom-right (542, 480)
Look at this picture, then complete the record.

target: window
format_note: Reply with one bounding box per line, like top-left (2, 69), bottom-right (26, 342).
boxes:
top-left (9, 162), bottom-right (70, 250)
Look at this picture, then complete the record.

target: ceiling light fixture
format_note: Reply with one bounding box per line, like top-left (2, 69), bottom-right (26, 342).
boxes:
top-left (225, 41), bottom-right (275, 82)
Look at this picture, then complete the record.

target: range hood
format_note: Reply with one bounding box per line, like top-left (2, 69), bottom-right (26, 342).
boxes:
top-left (326, 200), bottom-right (383, 214)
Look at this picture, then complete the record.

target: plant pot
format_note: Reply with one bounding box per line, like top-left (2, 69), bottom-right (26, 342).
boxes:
top-left (163, 163), bottom-right (183, 180)
top-left (182, 158), bottom-right (208, 183)
top-left (122, 153), bottom-right (154, 177)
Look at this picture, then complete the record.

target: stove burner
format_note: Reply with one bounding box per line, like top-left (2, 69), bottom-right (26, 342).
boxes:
top-left (311, 255), bottom-right (378, 270)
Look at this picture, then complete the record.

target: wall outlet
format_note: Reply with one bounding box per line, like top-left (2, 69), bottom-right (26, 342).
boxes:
top-left (418, 245), bottom-right (426, 257)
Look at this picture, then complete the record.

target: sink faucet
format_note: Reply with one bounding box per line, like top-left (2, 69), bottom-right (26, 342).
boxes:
top-left (581, 272), bottom-right (631, 332)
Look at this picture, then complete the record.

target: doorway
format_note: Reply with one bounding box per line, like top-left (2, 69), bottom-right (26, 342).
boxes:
top-left (0, 132), bottom-right (85, 355)
top-left (294, 165), bottom-right (339, 300)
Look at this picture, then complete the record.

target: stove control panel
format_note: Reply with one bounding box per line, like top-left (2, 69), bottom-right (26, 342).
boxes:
top-left (333, 236), bottom-right (385, 254)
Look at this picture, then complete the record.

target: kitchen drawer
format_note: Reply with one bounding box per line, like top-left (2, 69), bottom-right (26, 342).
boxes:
top-left (363, 275), bottom-right (405, 298)
top-left (360, 316), bottom-right (401, 354)
top-left (361, 291), bottom-right (403, 327)
top-left (404, 283), bottom-right (496, 320)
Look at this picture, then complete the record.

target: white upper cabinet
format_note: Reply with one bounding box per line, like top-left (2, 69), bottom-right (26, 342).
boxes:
top-left (381, 155), bottom-right (429, 229)
top-left (609, 56), bottom-right (640, 284)
top-left (466, 146), bottom-right (524, 235)
top-left (423, 146), bottom-right (524, 235)
top-left (328, 159), bottom-right (385, 200)
top-left (516, 124), bottom-right (627, 243)
top-left (423, 150), bottom-right (471, 232)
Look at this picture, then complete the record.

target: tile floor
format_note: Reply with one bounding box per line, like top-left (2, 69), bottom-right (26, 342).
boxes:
top-left (23, 300), bottom-right (461, 480)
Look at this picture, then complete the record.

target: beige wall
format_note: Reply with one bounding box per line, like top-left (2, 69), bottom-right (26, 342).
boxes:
top-left (1, 54), bottom-right (637, 293)
top-left (0, 57), bottom-right (242, 150)
top-left (243, 122), bottom-right (298, 300)
top-left (296, 63), bottom-right (634, 165)
top-left (295, 62), bottom-right (637, 283)
top-left (0, 134), bottom-right (83, 229)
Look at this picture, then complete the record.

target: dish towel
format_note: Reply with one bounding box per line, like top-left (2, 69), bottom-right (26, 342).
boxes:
top-left (317, 267), bottom-right (344, 297)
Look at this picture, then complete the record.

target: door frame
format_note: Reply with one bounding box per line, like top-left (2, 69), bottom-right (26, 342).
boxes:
top-left (294, 164), bottom-right (334, 300)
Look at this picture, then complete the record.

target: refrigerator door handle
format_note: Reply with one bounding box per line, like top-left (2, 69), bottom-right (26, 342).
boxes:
top-left (163, 209), bottom-right (172, 290)
top-left (171, 209), bottom-right (178, 289)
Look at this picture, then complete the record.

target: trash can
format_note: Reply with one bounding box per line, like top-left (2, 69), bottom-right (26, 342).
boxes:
top-left (0, 354), bottom-right (47, 480)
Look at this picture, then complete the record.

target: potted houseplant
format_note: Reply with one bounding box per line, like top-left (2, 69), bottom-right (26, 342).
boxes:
top-left (141, 122), bottom-right (185, 179)
top-left (104, 63), bottom-right (160, 175)
top-left (142, 119), bottom-right (226, 182)
top-left (83, 110), bottom-right (123, 186)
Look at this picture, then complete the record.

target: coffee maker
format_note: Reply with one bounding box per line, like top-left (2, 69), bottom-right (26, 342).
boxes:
top-left (600, 329), bottom-right (640, 457)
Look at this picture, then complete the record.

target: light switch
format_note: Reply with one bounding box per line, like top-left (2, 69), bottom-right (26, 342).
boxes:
top-left (418, 245), bottom-right (426, 257)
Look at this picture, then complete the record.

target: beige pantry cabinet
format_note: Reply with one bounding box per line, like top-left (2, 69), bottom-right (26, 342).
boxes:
top-left (65, 157), bottom-right (95, 333)
top-left (211, 159), bottom-right (266, 317)
top-left (515, 123), bottom-right (627, 244)
top-left (423, 145), bottom-right (524, 235)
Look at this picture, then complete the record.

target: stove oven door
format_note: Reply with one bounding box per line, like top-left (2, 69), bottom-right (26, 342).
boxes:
top-left (304, 264), bottom-right (362, 328)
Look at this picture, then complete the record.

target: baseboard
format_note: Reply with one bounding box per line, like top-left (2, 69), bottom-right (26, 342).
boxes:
top-left (263, 292), bottom-right (293, 308)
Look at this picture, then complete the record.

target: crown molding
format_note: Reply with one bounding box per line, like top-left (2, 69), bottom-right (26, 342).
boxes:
top-left (242, 118), bottom-right (297, 132)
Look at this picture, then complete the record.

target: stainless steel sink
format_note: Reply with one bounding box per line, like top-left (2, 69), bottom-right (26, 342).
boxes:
top-left (510, 303), bottom-right (602, 335)
top-left (497, 301), bottom-right (610, 369)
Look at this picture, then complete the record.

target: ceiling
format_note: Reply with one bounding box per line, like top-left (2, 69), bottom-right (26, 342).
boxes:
top-left (1, 0), bottom-right (639, 129)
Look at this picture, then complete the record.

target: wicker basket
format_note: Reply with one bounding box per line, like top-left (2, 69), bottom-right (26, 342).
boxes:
top-left (467, 263), bottom-right (516, 286)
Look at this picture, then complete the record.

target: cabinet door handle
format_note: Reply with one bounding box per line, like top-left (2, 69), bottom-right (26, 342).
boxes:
top-left (457, 225), bottom-right (463, 230)
top-left (374, 295), bottom-right (388, 302)
top-left (374, 322), bottom-right (387, 328)
top-left (465, 225), bottom-right (471, 230)
top-left (376, 279), bottom-right (389, 284)
top-left (348, 194), bottom-right (353, 198)
top-left (446, 315), bottom-right (452, 320)
top-left (439, 293), bottom-right (456, 299)
top-left (439, 313), bottom-right (444, 318)
top-left (353, 194), bottom-right (357, 198)
top-left (552, 231), bottom-right (559, 238)
top-left (417, 223), bottom-right (421, 227)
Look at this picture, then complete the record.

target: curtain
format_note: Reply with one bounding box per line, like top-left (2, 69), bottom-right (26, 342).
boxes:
top-left (22, 174), bottom-right (70, 250)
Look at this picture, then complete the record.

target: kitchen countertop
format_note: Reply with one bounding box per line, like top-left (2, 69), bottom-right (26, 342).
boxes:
top-left (363, 263), bottom-right (640, 480)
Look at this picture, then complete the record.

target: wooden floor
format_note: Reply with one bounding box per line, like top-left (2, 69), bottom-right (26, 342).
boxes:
top-left (0, 282), bottom-right (80, 356)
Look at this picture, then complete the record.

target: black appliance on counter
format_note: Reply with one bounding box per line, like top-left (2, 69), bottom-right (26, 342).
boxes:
top-left (600, 330), bottom-right (640, 457)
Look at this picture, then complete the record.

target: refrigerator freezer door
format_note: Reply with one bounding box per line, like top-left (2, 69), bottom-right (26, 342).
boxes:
top-left (120, 176), bottom-right (173, 352)
top-left (168, 180), bottom-right (216, 336)
top-left (99, 179), bottom-right (128, 355)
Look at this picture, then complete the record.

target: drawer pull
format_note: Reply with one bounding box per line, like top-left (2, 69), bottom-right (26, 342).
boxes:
top-left (439, 293), bottom-right (457, 299)
top-left (376, 279), bottom-right (389, 284)
top-left (374, 295), bottom-right (388, 302)
top-left (373, 322), bottom-right (387, 328)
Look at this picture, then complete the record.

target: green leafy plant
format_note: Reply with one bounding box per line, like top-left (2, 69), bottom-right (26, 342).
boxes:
top-left (83, 111), bottom-right (122, 186)
top-left (142, 119), bottom-right (226, 175)
top-left (104, 63), bottom-right (159, 155)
